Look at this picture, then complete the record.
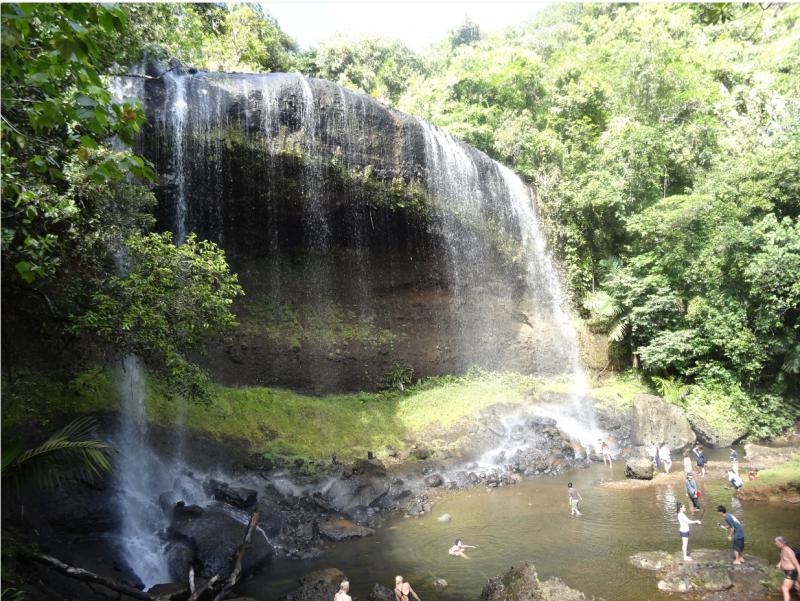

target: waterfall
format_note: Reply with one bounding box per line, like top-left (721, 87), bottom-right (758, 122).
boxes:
top-left (114, 356), bottom-right (171, 587)
top-left (164, 71), bottom-right (189, 245)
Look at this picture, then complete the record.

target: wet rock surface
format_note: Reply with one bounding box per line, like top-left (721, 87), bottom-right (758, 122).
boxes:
top-left (625, 456), bottom-right (655, 480)
top-left (479, 563), bottom-right (601, 601)
top-left (630, 549), bottom-right (775, 599)
top-left (281, 567), bottom-right (346, 601)
top-left (317, 518), bottom-right (374, 541)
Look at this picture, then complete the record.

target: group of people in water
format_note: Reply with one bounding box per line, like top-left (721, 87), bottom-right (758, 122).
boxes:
top-left (335, 442), bottom-right (799, 601)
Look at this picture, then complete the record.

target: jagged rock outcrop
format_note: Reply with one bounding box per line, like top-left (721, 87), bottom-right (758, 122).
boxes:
top-left (479, 563), bottom-right (601, 601)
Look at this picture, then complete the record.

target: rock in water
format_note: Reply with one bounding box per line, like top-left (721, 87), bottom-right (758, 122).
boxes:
top-left (317, 518), bottom-right (374, 541)
top-left (630, 549), bottom-right (774, 599)
top-left (368, 583), bottom-right (395, 601)
top-left (632, 394), bottom-right (695, 449)
top-left (432, 578), bottom-right (448, 590)
top-left (437, 513), bottom-right (451, 522)
top-left (625, 457), bottom-right (655, 480)
top-left (282, 568), bottom-right (345, 601)
top-left (480, 563), bottom-right (599, 601)
top-left (424, 473), bottom-right (444, 487)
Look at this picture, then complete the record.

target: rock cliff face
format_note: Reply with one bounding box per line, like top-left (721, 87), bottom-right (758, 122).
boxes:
top-left (125, 69), bottom-right (583, 393)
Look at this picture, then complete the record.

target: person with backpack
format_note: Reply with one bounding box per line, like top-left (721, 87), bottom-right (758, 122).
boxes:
top-left (718, 505), bottom-right (745, 564)
top-left (685, 473), bottom-right (701, 511)
top-left (774, 536), bottom-right (800, 601)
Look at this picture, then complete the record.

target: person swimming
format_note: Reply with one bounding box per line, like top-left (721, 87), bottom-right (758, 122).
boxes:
top-left (448, 538), bottom-right (476, 558)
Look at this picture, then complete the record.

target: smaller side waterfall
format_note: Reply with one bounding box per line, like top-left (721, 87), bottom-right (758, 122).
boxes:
top-left (114, 356), bottom-right (171, 587)
top-left (164, 71), bottom-right (189, 245)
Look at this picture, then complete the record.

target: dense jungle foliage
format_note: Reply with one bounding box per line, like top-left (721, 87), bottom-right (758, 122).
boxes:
top-left (1, 3), bottom-right (798, 435)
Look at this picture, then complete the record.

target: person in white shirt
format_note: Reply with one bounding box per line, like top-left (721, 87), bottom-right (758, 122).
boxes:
top-left (334, 580), bottom-right (352, 601)
top-left (677, 502), bottom-right (701, 561)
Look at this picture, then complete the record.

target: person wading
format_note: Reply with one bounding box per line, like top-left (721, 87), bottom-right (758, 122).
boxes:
top-left (395, 575), bottom-right (420, 601)
top-left (567, 482), bottom-right (582, 516)
top-left (684, 473), bottom-right (700, 511)
top-left (774, 536), bottom-right (800, 601)
top-left (334, 580), bottom-right (351, 601)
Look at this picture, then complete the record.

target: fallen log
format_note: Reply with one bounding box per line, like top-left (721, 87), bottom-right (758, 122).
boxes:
top-left (17, 509), bottom-right (261, 601)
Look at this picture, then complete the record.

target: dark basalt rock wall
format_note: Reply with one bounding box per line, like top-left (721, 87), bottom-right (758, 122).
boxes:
top-left (126, 69), bottom-right (573, 392)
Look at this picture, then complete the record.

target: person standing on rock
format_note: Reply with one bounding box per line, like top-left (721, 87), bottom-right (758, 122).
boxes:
top-left (659, 443), bottom-right (672, 474)
top-left (730, 446), bottom-right (739, 474)
top-left (684, 473), bottom-right (700, 511)
top-left (334, 580), bottom-right (352, 601)
top-left (774, 536), bottom-right (800, 601)
top-left (717, 505), bottom-right (746, 564)
top-left (567, 482), bottom-right (582, 516)
top-left (677, 502), bottom-right (701, 561)
top-left (394, 575), bottom-right (421, 601)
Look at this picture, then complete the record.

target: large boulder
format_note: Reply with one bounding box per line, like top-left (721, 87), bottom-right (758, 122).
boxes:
top-left (625, 457), bottom-right (655, 480)
top-left (317, 518), bottom-right (374, 541)
top-left (281, 568), bottom-right (345, 601)
top-left (325, 460), bottom-right (390, 514)
top-left (368, 583), bottom-right (395, 601)
top-left (204, 478), bottom-right (257, 509)
top-left (688, 415), bottom-right (748, 448)
top-left (170, 508), bottom-right (271, 578)
top-left (632, 394), bottom-right (695, 449)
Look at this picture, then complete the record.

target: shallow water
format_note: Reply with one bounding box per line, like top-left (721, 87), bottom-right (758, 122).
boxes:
top-left (243, 450), bottom-right (799, 600)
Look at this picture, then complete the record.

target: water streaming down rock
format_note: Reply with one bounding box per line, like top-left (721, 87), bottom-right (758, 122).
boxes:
top-left (114, 355), bottom-right (171, 587)
top-left (130, 69), bottom-right (602, 418)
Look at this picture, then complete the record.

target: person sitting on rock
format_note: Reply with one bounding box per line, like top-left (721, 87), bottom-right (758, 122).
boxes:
top-left (774, 536), bottom-right (800, 601)
top-left (395, 575), bottom-right (421, 601)
top-left (448, 538), bottom-right (476, 558)
top-left (717, 505), bottom-right (746, 564)
top-left (334, 580), bottom-right (351, 601)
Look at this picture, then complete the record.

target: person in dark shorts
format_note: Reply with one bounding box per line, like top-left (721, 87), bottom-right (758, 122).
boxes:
top-left (567, 482), bottom-right (582, 516)
top-left (717, 505), bottom-right (745, 564)
top-left (774, 536), bottom-right (800, 601)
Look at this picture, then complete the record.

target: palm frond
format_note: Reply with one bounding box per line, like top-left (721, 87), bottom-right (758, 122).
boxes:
top-left (608, 320), bottom-right (629, 343)
top-left (2, 416), bottom-right (116, 489)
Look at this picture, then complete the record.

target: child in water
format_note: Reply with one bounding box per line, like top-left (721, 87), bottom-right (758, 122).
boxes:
top-left (567, 482), bottom-right (582, 516)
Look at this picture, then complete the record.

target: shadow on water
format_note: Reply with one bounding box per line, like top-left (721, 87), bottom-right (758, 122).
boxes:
top-left (242, 452), bottom-right (800, 601)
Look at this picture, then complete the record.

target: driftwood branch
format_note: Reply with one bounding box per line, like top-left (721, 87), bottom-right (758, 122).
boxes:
top-left (19, 509), bottom-right (261, 601)
top-left (18, 549), bottom-right (154, 600)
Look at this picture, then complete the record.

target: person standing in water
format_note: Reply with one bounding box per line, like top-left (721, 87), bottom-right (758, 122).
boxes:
top-left (683, 450), bottom-right (693, 475)
top-left (693, 444), bottom-right (707, 478)
top-left (684, 473), bottom-right (701, 511)
top-left (334, 580), bottom-right (352, 601)
top-left (394, 575), bottom-right (421, 601)
top-left (774, 536), bottom-right (800, 601)
top-left (599, 439), bottom-right (613, 466)
top-left (568, 482), bottom-right (582, 516)
top-left (717, 505), bottom-right (746, 564)
top-left (677, 502), bottom-right (701, 561)
top-left (650, 441), bottom-right (660, 470)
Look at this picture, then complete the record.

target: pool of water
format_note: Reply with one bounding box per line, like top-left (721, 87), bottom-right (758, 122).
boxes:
top-left (242, 451), bottom-right (800, 600)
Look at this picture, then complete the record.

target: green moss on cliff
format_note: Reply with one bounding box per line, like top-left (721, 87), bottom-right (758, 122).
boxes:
top-left (242, 299), bottom-right (398, 352)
